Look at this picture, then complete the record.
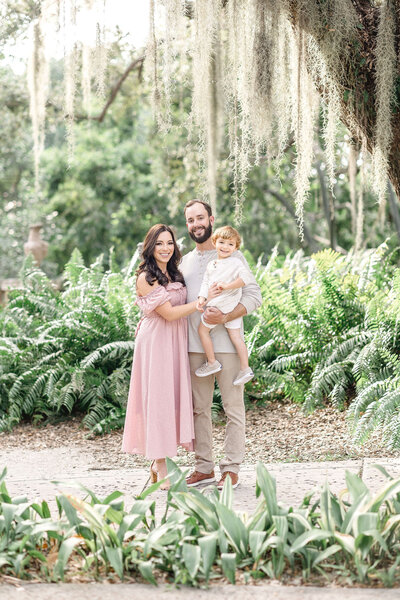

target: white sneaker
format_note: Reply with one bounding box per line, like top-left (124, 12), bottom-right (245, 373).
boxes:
top-left (195, 360), bottom-right (222, 377)
top-left (233, 367), bottom-right (254, 386)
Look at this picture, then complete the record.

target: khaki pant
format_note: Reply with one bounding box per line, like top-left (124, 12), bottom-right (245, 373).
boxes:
top-left (189, 352), bottom-right (245, 475)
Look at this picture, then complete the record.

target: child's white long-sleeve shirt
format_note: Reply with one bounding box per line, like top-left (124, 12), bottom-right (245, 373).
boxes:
top-left (198, 256), bottom-right (254, 314)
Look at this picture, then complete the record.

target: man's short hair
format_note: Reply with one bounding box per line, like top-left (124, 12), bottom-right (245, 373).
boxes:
top-left (184, 199), bottom-right (212, 217)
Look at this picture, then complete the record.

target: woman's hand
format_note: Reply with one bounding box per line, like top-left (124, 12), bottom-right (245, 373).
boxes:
top-left (207, 282), bottom-right (223, 300)
top-left (197, 297), bottom-right (206, 312)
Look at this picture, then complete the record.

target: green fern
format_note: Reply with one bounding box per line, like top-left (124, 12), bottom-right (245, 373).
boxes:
top-left (0, 250), bottom-right (140, 431)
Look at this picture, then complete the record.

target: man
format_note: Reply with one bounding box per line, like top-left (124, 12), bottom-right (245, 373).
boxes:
top-left (180, 200), bottom-right (262, 489)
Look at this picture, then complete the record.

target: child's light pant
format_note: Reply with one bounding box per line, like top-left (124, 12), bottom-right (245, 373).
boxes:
top-left (200, 314), bottom-right (243, 330)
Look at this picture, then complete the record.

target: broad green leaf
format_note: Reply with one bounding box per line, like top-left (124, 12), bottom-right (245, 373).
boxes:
top-left (0, 468), bottom-right (7, 484)
top-left (249, 530), bottom-right (266, 560)
top-left (341, 493), bottom-right (369, 534)
top-left (221, 552), bottom-right (236, 584)
top-left (215, 502), bottom-right (248, 556)
top-left (28, 549), bottom-right (47, 563)
top-left (138, 560), bottom-right (157, 585)
top-left (320, 480), bottom-right (335, 532)
top-left (105, 546), bottom-right (124, 579)
top-left (56, 496), bottom-right (82, 527)
top-left (218, 528), bottom-right (228, 554)
top-left (367, 477), bottom-right (400, 513)
top-left (290, 529), bottom-right (333, 553)
top-left (311, 544), bottom-right (342, 567)
top-left (334, 532), bottom-right (355, 555)
top-left (129, 499), bottom-right (155, 517)
top-left (219, 474), bottom-right (233, 509)
top-left (288, 511), bottom-right (312, 534)
top-left (370, 464), bottom-right (393, 481)
top-left (171, 491), bottom-right (219, 529)
top-left (118, 514), bottom-right (146, 542)
top-left (256, 463), bottom-right (278, 517)
top-left (345, 471), bottom-right (369, 503)
top-left (273, 516), bottom-right (288, 546)
top-left (355, 512), bottom-right (378, 537)
top-left (105, 506), bottom-right (123, 525)
top-left (2, 504), bottom-right (18, 531)
top-left (182, 543), bottom-right (201, 579)
top-left (382, 514), bottom-right (400, 535)
top-left (143, 523), bottom-right (180, 557)
top-left (199, 534), bottom-right (217, 579)
top-left (103, 490), bottom-right (124, 504)
top-left (53, 537), bottom-right (81, 580)
top-left (330, 494), bottom-right (344, 529)
top-left (166, 457), bottom-right (187, 491)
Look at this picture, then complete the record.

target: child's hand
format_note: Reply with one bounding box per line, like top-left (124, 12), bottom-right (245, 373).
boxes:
top-left (208, 282), bottom-right (223, 300)
top-left (197, 297), bottom-right (206, 311)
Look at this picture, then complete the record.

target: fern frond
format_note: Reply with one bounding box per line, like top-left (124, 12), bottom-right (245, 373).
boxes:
top-left (81, 341), bottom-right (135, 369)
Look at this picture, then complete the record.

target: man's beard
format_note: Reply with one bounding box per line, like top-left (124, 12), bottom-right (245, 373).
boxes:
top-left (189, 222), bottom-right (213, 244)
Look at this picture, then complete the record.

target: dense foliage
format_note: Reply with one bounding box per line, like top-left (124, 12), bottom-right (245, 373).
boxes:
top-left (0, 250), bottom-right (140, 433)
top-left (1, 461), bottom-right (400, 586)
top-left (250, 243), bottom-right (400, 448)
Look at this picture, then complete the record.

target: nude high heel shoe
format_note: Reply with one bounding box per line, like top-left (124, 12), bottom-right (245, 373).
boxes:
top-left (150, 460), bottom-right (158, 484)
top-left (156, 459), bottom-right (170, 491)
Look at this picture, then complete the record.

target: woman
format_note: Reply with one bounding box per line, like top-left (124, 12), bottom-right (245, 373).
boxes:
top-left (122, 224), bottom-right (199, 490)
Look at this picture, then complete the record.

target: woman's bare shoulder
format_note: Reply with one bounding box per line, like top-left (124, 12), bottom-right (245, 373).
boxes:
top-left (136, 272), bottom-right (160, 297)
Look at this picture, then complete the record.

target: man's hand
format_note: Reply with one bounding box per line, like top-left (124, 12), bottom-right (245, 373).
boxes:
top-left (203, 306), bottom-right (227, 325)
top-left (203, 302), bottom-right (247, 325)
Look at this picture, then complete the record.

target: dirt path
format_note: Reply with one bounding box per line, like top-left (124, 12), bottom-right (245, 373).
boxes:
top-left (1, 401), bottom-right (399, 472)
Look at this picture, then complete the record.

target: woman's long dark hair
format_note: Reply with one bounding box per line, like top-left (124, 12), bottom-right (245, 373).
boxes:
top-left (136, 224), bottom-right (185, 287)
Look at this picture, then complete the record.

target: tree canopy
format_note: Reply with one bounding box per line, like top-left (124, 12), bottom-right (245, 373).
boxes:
top-left (2, 0), bottom-right (400, 278)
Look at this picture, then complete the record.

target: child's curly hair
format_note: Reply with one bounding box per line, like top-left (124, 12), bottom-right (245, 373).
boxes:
top-left (211, 225), bottom-right (241, 249)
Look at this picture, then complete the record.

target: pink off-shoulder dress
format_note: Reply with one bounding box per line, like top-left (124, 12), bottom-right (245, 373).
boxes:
top-left (122, 282), bottom-right (195, 458)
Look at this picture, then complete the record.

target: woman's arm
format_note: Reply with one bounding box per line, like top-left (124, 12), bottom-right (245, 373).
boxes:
top-left (155, 300), bottom-right (198, 321)
top-left (136, 274), bottom-right (197, 322)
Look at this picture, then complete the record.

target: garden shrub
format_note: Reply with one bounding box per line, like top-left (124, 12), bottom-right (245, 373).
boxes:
top-left (0, 250), bottom-right (140, 432)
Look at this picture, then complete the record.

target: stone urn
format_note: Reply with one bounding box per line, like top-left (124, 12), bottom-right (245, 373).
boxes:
top-left (24, 224), bottom-right (49, 266)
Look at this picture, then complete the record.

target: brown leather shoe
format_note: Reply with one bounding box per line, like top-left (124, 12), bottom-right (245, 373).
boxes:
top-left (186, 470), bottom-right (216, 487)
top-left (217, 471), bottom-right (239, 490)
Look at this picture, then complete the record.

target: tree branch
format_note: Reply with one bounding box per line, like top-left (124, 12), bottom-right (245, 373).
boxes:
top-left (47, 56), bottom-right (145, 122)
top-left (96, 56), bottom-right (145, 123)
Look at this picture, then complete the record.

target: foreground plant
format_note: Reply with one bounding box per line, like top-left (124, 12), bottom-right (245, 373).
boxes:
top-left (1, 461), bottom-right (400, 586)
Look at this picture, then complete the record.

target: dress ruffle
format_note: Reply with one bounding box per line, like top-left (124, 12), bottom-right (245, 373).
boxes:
top-left (136, 285), bottom-right (169, 315)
